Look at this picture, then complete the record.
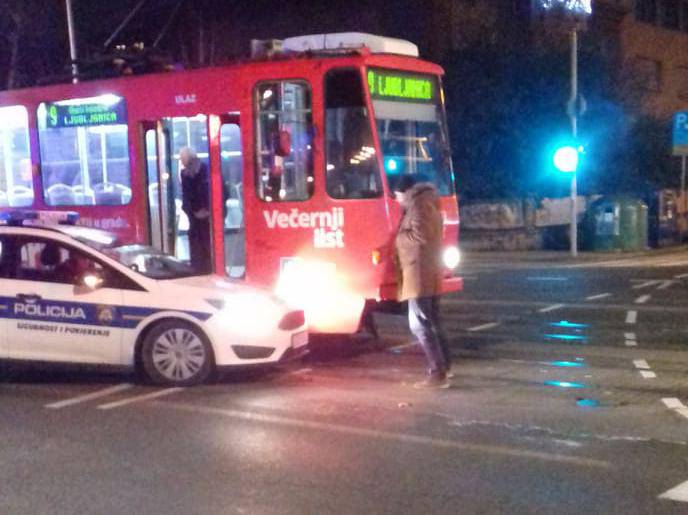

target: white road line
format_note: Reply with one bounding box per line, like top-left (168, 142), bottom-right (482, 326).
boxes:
top-left (526, 277), bottom-right (568, 281)
top-left (632, 280), bottom-right (660, 289)
top-left (661, 399), bottom-right (688, 420)
top-left (633, 359), bottom-right (650, 370)
top-left (624, 332), bottom-right (636, 340)
top-left (45, 384), bottom-right (134, 409)
top-left (657, 280), bottom-right (674, 290)
top-left (625, 339), bottom-right (637, 347)
top-left (538, 304), bottom-right (564, 313)
top-left (156, 402), bottom-right (611, 468)
top-left (388, 341), bottom-right (417, 352)
top-left (659, 479), bottom-right (688, 502)
top-left (662, 398), bottom-right (685, 410)
top-left (467, 322), bottom-right (500, 332)
top-left (639, 370), bottom-right (656, 379)
top-left (97, 388), bottom-right (184, 410)
top-left (635, 295), bottom-right (651, 304)
top-left (626, 311), bottom-right (637, 324)
top-left (288, 367), bottom-right (313, 376)
top-left (674, 273), bottom-right (688, 279)
top-left (586, 293), bottom-right (611, 301)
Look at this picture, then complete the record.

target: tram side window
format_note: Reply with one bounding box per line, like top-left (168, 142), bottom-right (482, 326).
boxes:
top-left (37, 95), bottom-right (132, 206)
top-left (0, 105), bottom-right (34, 207)
top-left (325, 69), bottom-right (382, 199)
top-left (255, 81), bottom-right (313, 201)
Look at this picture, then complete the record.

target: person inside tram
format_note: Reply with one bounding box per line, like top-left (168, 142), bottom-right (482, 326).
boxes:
top-left (54, 250), bottom-right (94, 284)
top-left (179, 146), bottom-right (212, 274)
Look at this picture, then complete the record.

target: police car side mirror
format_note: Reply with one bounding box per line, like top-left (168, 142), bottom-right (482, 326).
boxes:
top-left (74, 272), bottom-right (104, 294)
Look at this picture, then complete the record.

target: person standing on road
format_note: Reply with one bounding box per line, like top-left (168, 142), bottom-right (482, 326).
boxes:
top-left (394, 175), bottom-right (452, 389)
top-left (180, 147), bottom-right (212, 274)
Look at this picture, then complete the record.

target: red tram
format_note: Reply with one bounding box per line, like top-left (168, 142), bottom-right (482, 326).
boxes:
top-left (0, 33), bottom-right (462, 333)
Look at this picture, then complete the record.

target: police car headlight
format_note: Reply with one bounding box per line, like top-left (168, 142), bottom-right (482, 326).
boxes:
top-left (443, 246), bottom-right (461, 269)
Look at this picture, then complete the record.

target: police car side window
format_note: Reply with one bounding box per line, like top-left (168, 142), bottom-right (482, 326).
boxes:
top-left (15, 240), bottom-right (96, 284)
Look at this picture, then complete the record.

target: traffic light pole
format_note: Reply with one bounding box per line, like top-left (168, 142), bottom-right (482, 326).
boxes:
top-left (65, 0), bottom-right (79, 83)
top-left (568, 27), bottom-right (578, 257)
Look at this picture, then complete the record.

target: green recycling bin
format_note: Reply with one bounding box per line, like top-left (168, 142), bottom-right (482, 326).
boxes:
top-left (585, 197), bottom-right (648, 251)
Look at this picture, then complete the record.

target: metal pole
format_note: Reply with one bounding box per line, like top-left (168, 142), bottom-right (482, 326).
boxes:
top-left (569, 27), bottom-right (578, 257)
top-left (65, 0), bottom-right (79, 83)
top-left (682, 155), bottom-right (687, 238)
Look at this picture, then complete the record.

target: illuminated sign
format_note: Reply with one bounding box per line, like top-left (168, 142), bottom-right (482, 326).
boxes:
top-left (367, 69), bottom-right (435, 103)
top-left (43, 98), bottom-right (127, 128)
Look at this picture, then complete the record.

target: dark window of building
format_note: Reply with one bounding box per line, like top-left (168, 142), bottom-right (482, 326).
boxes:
top-left (662, 0), bottom-right (681, 28)
top-left (636, 0), bottom-right (658, 23)
top-left (635, 57), bottom-right (663, 92)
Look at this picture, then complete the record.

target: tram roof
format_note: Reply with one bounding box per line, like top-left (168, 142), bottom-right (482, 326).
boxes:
top-left (0, 49), bottom-right (444, 105)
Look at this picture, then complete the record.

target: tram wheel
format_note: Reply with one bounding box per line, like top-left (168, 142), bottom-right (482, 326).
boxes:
top-left (141, 320), bottom-right (215, 386)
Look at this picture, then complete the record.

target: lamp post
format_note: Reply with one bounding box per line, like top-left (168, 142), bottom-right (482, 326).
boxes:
top-left (64, 0), bottom-right (79, 83)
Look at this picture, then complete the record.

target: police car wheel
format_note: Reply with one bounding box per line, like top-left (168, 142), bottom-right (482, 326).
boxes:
top-left (141, 320), bottom-right (214, 386)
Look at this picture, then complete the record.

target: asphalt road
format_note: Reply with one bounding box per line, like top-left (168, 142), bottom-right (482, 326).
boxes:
top-left (2, 249), bottom-right (688, 514)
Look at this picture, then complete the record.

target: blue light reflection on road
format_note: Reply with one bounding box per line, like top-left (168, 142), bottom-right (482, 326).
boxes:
top-left (549, 320), bottom-right (589, 329)
top-left (544, 380), bottom-right (586, 388)
top-left (547, 361), bottom-right (586, 368)
top-left (577, 398), bottom-right (600, 407)
top-left (544, 334), bottom-right (588, 342)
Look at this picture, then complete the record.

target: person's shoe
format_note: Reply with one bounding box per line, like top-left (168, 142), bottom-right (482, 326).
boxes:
top-left (414, 374), bottom-right (451, 389)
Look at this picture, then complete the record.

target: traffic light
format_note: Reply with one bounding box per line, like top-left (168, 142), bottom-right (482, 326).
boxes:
top-left (552, 145), bottom-right (579, 173)
top-left (552, 145), bottom-right (581, 173)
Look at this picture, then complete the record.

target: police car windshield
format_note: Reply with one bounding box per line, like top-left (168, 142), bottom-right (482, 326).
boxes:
top-left (104, 244), bottom-right (198, 280)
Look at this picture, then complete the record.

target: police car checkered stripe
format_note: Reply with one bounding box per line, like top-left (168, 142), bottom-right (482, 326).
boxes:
top-left (0, 296), bottom-right (212, 329)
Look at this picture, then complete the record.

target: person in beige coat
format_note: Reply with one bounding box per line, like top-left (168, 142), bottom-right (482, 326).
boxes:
top-left (394, 175), bottom-right (452, 388)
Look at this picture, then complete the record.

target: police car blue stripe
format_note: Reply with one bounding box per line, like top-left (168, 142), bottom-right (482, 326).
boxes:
top-left (0, 296), bottom-right (212, 329)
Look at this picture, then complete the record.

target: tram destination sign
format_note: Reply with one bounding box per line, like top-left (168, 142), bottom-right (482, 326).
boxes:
top-left (44, 99), bottom-right (127, 129)
top-left (367, 69), bottom-right (436, 103)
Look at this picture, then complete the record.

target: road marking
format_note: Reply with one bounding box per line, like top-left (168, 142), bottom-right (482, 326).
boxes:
top-left (45, 384), bottom-right (134, 409)
top-left (659, 479), bottom-right (688, 503)
top-left (527, 276), bottom-right (568, 281)
top-left (624, 332), bottom-right (636, 340)
top-left (674, 273), bottom-right (688, 279)
top-left (388, 341), bottom-right (417, 352)
top-left (635, 295), bottom-right (651, 304)
top-left (441, 298), bottom-right (688, 315)
top-left (657, 280), bottom-right (674, 290)
top-left (633, 359), bottom-right (650, 370)
top-left (467, 322), bottom-right (500, 332)
top-left (97, 388), bottom-right (184, 410)
top-left (585, 293), bottom-right (611, 301)
top-left (661, 398), bottom-right (688, 420)
top-left (639, 370), bottom-right (656, 379)
top-left (156, 402), bottom-right (611, 468)
top-left (625, 339), bottom-right (637, 347)
top-left (632, 280), bottom-right (660, 289)
top-left (539, 304), bottom-right (564, 313)
top-left (626, 311), bottom-right (637, 324)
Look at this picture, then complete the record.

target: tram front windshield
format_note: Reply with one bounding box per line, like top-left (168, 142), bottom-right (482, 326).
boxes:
top-left (368, 68), bottom-right (454, 196)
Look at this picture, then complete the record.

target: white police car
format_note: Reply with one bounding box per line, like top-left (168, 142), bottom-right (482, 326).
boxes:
top-left (0, 211), bottom-right (308, 386)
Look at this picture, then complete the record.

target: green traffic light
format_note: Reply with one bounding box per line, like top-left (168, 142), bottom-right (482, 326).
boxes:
top-left (553, 146), bottom-right (579, 173)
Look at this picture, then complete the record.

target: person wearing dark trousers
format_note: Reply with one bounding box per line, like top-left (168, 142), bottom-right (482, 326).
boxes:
top-left (394, 174), bottom-right (451, 389)
top-left (180, 147), bottom-right (212, 274)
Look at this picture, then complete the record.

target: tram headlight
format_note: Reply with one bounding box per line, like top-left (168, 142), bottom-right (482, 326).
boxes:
top-left (443, 246), bottom-right (461, 269)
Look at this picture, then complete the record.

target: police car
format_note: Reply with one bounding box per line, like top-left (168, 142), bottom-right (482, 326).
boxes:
top-left (0, 211), bottom-right (308, 386)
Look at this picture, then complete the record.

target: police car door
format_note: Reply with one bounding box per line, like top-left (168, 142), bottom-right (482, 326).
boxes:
top-left (6, 236), bottom-right (124, 365)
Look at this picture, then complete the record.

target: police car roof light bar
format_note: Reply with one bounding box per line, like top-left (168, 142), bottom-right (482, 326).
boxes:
top-left (0, 210), bottom-right (79, 226)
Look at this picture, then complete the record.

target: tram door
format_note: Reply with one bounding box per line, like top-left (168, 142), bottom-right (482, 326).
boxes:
top-left (143, 116), bottom-right (210, 262)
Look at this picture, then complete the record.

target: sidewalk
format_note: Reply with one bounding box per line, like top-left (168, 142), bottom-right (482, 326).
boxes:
top-left (461, 244), bottom-right (688, 266)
